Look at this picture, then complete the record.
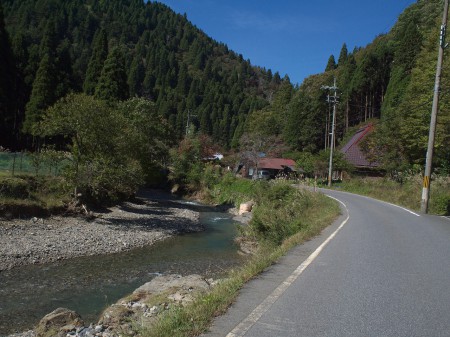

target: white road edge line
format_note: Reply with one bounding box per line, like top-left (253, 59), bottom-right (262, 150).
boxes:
top-left (322, 188), bottom-right (421, 217)
top-left (226, 196), bottom-right (350, 337)
top-left (383, 201), bottom-right (421, 217)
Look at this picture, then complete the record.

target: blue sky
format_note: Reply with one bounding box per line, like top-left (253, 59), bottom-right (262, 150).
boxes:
top-left (154, 0), bottom-right (417, 85)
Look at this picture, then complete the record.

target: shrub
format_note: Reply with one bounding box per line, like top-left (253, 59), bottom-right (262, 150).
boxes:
top-left (431, 194), bottom-right (450, 215)
top-left (0, 177), bottom-right (29, 198)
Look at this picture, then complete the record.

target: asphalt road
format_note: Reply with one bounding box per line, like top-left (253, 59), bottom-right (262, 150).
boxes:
top-left (203, 189), bottom-right (450, 337)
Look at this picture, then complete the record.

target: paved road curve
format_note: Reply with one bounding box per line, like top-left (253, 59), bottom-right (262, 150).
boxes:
top-left (204, 189), bottom-right (450, 337)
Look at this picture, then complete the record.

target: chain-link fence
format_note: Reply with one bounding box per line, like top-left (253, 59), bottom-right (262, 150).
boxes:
top-left (0, 152), bottom-right (69, 176)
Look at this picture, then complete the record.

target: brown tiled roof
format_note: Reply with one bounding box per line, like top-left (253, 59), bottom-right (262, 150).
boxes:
top-left (340, 124), bottom-right (380, 168)
top-left (258, 158), bottom-right (296, 170)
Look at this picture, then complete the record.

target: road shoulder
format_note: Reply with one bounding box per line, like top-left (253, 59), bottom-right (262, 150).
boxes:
top-left (201, 195), bottom-right (348, 337)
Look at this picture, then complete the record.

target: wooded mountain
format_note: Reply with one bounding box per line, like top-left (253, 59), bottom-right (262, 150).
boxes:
top-left (270, 0), bottom-right (449, 172)
top-left (1, 0), bottom-right (448, 173)
top-left (0, 0), bottom-right (283, 150)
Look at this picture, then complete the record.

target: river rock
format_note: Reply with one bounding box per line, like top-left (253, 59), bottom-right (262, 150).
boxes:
top-left (35, 308), bottom-right (84, 337)
top-left (133, 274), bottom-right (211, 295)
top-left (238, 201), bottom-right (254, 215)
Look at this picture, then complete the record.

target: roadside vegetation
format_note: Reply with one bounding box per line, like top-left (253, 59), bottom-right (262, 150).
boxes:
top-left (137, 174), bottom-right (340, 337)
top-left (329, 174), bottom-right (450, 216)
top-left (0, 172), bottom-right (70, 217)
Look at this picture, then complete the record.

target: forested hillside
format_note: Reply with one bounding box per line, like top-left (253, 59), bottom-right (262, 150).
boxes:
top-left (263, 0), bottom-right (449, 172)
top-left (0, 0), bottom-right (282, 150)
top-left (1, 0), bottom-right (449, 174)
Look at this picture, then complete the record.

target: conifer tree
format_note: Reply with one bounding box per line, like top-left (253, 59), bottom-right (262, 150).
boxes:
top-left (83, 29), bottom-right (108, 95)
top-left (128, 56), bottom-right (144, 97)
top-left (23, 53), bottom-right (58, 133)
top-left (95, 46), bottom-right (129, 101)
top-left (0, 2), bottom-right (16, 146)
top-left (337, 43), bottom-right (348, 67)
top-left (325, 55), bottom-right (336, 71)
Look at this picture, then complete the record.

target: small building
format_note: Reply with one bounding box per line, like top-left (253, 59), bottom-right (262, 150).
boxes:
top-left (340, 123), bottom-right (380, 170)
top-left (249, 158), bottom-right (297, 179)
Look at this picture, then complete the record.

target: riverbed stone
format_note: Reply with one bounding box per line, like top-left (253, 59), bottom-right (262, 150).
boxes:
top-left (36, 308), bottom-right (84, 337)
top-left (238, 201), bottom-right (254, 215)
top-left (133, 274), bottom-right (210, 295)
top-left (0, 189), bottom-right (204, 272)
top-left (98, 305), bottom-right (133, 328)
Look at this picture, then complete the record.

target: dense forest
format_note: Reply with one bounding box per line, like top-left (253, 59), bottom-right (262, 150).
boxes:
top-left (279, 0), bottom-right (450, 172)
top-left (1, 0), bottom-right (449, 176)
top-left (0, 0), bottom-right (283, 151)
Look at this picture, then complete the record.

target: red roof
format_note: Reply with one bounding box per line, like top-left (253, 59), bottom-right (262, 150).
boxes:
top-left (340, 123), bottom-right (379, 168)
top-left (258, 158), bottom-right (296, 170)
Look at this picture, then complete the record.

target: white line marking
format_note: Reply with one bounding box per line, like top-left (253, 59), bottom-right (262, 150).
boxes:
top-left (383, 201), bottom-right (420, 217)
top-left (443, 216), bottom-right (450, 222)
top-left (226, 196), bottom-right (349, 337)
top-left (321, 188), bottom-right (420, 217)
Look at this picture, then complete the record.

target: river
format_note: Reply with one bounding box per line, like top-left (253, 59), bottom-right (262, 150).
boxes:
top-left (0, 201), bottom-right (243, 336)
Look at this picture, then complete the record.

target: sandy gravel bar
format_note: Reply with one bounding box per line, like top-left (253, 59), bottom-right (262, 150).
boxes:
top-left (0, 196), bottom-right (203, 271)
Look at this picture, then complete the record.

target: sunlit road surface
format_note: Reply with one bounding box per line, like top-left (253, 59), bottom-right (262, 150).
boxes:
top-left (203, 189), bottom-right (450, 337)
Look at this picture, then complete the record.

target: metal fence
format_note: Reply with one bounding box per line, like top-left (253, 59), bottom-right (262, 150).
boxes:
top-left (0, 152), bottom-right (68, 176)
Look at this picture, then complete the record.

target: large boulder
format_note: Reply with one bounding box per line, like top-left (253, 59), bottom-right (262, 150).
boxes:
top-left (35, 308), bottom-right (84, 337)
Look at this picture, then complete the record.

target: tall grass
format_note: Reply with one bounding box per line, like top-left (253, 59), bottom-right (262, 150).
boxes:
top-left (332, 175), bottom-right (450, 215)
top-left (0, 174), bottom-right (71, 216)
top-left (137, 177), bottom-right (340, 337)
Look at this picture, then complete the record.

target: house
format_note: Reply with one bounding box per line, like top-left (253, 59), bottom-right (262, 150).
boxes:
top-left (248, 157), bottom-right (297, 179)
top-left (340, 123), bottom-right (380, 170)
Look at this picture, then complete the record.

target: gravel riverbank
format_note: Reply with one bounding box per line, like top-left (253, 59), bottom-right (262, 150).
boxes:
top-left (0, 191), bottom-right (204, 271)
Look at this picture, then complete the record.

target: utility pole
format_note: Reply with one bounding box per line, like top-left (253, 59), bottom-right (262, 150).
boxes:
top-left (185, 109), bottom-right (196, 136)
top-left (421, 0), bottom-right (449, 213)
top-left (321, 77), bottom-right (338, 187)
top-left (185, 109), bottom-right (191, 136)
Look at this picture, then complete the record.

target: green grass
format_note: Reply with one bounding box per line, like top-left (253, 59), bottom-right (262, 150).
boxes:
top-left (136, 178), bottom-right (340, 337)
top-left (330, 175), bottom-right (450, 215)
top-left (0, 174), bottom-right (71, 216)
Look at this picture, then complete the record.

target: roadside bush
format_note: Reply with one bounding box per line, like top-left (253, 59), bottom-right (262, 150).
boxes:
top-left (334, 174), bottom-right (450, 214)
top-left (201, 164), bottom-right (222, 190)
top-left (251, 182), bottom-right (312, 244)
top-left (211, 177), bottom-right (326, 245)
top-left (431, 194), bottom-right (450, 215)
top-left (209, 173), bottom-right (255, 205)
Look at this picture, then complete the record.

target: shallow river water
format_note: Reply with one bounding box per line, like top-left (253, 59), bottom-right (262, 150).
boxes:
top-left (0, 202), bottom-right (243, 336)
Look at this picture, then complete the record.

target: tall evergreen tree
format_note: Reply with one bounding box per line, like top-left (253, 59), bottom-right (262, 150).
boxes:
top-left (95, 46), bottom-right (129, 101)
top-left (83, 29), bottom-right (108, 95)
top-left (23, 53), bottom-right (58, 133)
top-left (325, 55), bottom-right (336, 71)
top-left (0, 2), bottom-right (16, 147)
top-left (128, 55), bottom-right (145, 97)
top-left (337, 43), bottom-right (348, 67)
